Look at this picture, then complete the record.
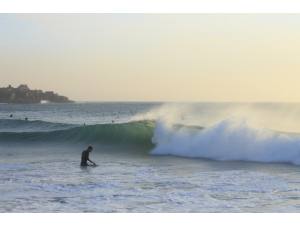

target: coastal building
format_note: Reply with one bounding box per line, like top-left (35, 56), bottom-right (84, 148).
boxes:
top-left (0, 85), bottom-right (73, 104)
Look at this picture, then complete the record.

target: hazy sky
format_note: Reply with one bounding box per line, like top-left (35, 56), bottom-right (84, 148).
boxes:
top-left (0, 14), bottom-right (300, 102)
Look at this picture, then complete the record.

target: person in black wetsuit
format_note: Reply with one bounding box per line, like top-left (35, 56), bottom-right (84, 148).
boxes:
top-left (80, 146), bottom-right (96, 167)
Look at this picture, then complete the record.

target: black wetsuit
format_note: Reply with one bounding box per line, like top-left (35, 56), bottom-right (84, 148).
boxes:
top-left (81, 150), bottom-right (90, 166)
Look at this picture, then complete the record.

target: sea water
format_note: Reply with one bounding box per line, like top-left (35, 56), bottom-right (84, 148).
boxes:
top-left (1, 102), bottom-right (300, 212)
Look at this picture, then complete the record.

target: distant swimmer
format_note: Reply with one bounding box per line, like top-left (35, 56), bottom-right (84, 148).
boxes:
top-left (25, 117), bottom-right (28, 121)
top-left (9, 114), bottom-right (13, 118)
top-left (80, 146), bottom-right (97, 167)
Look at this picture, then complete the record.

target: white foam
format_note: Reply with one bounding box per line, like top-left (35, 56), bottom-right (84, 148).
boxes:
top-left (151, 119), bottom-right (300, 165)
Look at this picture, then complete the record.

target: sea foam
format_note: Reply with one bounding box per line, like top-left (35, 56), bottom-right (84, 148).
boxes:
top-left (151, 119), bottom-right (300, 165)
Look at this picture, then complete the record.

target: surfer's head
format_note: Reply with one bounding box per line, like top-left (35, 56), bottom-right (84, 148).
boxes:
top-left (87, 146), bottom-right (93, 152)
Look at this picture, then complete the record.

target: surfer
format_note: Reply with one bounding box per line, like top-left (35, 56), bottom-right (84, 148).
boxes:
top-left (80, 146), bottom-right (97, 167)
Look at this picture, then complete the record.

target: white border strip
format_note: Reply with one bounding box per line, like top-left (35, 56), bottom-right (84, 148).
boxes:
top-left (2, 213), bottom-right (300, 225)
top-left (1, 0), bottom-right (300, 13)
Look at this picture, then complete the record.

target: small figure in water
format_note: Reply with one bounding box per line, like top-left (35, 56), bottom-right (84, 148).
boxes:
top-left (25, 117), bottom-right (28, 121)
top-left (9, 114), bottom-right (13, 118)
top-left (80, 146), bottom-right (97, 167)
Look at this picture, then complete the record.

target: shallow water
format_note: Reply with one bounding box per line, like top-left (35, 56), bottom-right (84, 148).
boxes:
top-left (1, 146), bottom-right (300, 212)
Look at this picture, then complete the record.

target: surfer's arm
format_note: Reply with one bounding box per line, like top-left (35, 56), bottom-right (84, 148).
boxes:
top-left (88, 159), bottom-right (96, 165)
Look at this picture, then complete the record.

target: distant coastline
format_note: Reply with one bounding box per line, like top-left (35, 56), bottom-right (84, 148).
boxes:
top-left (0, 84), bottom-right (73, 104)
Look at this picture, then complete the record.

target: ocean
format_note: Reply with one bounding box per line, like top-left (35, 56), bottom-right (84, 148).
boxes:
top-left (1, 102), bottom-right (300, 212)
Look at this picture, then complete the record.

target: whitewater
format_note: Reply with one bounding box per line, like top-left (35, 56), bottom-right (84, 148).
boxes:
top-left (1, 102), bottom-right (300, 212)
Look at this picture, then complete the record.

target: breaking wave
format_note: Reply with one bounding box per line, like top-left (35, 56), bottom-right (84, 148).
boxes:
top-left (152, 119), bottom-right (300, 165)
top-left (2, 118), bottom-right (300, 165)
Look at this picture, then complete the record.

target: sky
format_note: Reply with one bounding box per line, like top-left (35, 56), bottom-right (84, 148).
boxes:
top-left (0, 14), bottom-right (300, 102)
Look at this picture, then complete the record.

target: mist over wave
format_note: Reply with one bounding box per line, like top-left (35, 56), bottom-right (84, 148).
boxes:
top-left (133, 102), bottom-right (300, 133)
